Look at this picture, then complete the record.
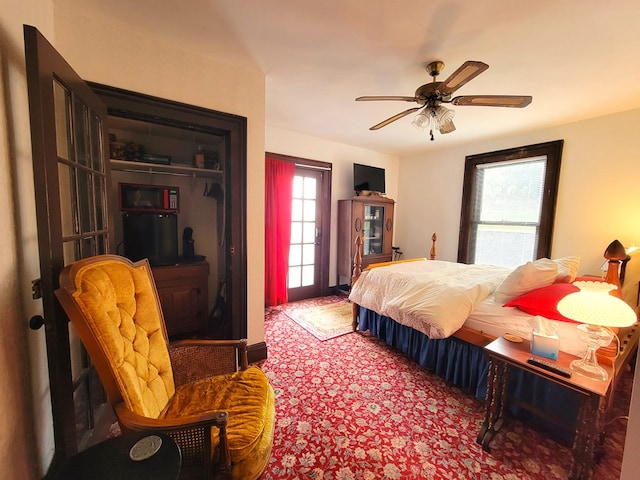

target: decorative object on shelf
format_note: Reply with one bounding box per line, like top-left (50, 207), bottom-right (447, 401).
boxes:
top-left (142, 153), bottom-right (171, 165)
top-left (110, 142), bottom-right (125, 160)
top-left (182, 227), bottom-right (195, 260)
top-left (124, 141), bottom-right (145, 161)
top-left (557, 281), bottom-right (637, 381)
top-left (194, 145), bottom-right (205, 168)
top-left (205, 150), bottom-right (219, 170)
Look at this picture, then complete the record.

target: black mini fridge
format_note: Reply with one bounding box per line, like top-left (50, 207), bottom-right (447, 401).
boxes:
top-left (122, 213), bottom-right (178, 266)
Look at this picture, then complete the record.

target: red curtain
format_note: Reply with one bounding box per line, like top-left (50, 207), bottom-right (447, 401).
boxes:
top-left (265, 156), bottom-right (295, 306)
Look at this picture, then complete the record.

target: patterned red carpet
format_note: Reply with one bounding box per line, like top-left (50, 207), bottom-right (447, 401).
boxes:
top-left (261, 296), bottom-right (632, 479)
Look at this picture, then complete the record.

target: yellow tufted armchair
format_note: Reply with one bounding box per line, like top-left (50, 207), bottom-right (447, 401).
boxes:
top-left (55, 255), bottom-right (275, 480)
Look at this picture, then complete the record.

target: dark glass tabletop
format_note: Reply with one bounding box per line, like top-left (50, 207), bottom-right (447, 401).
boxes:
top-left (50, 431), bottom-right (181, 480)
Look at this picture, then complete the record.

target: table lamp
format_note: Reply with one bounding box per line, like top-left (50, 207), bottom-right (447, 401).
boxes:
top-left (557, 282), bottom-right (637, 381)
top-left (603, 239), bottom-right (628, 292)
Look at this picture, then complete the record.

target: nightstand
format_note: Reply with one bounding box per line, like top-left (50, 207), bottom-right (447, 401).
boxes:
top-left (478, 336), bottom-right (613, 480)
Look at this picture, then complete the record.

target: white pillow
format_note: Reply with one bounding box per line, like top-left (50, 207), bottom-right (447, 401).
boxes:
top-left (553, 256), bottom-right (581, 283)
top-left (495, 258), bottom-right (559, 304)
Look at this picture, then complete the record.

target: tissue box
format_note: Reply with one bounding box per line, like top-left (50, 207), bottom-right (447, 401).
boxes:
top-left (531, 331), bottom-right (559, 360)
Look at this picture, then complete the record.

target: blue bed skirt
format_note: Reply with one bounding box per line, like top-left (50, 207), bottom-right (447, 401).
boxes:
top-left (359, 307), bottom-right (578, 439)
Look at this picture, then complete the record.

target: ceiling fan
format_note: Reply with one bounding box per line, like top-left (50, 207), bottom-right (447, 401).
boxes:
top-left (356, 60), bottom-right (532, 140)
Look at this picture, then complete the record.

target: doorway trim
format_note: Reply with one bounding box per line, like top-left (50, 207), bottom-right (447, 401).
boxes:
top-left (266, 152), bottom-right (332, 300)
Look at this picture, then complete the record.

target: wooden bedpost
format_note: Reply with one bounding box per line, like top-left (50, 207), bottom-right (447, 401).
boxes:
top-left (351, 233), bottom-right (438, 331)
top-left (430, 233), bottom-right (437, 260)
top-left (351, 236), bottom-right (363, 331)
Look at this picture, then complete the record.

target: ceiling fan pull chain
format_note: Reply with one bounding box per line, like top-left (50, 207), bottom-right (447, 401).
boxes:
top-left (429, 129), bottom-right (435, 141)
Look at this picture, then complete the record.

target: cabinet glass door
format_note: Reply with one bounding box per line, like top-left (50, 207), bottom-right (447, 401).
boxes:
top-left (363, 205), bottom-right (384, 255)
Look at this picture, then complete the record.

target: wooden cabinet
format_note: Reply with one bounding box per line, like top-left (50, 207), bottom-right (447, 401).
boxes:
top-left (337, 196), bottom-right (395, 287)
top-left (152, 261), bottom-right (209, 338)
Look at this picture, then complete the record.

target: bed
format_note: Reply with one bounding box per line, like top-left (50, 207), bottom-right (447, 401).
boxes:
top-left (349, 234), bottom-right (640, 438)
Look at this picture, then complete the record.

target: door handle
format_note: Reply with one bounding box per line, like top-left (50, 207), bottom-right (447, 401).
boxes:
top-left (29, 315), bottom-right (46, 330)
top-left (315, 227), bottom-right (321, 245)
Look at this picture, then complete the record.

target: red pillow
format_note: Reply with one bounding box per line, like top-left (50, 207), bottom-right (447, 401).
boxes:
top-left (504, 282), bottom-right (580, 322)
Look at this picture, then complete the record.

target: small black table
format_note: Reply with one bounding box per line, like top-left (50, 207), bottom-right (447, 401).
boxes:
top-left (50, 431), bottom-right (181, 480)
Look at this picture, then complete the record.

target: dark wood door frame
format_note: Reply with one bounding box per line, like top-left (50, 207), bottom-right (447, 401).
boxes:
top-left (88, 83), bottom-right (248, 341)
top-left (266, 152), bottom-right (332, 300)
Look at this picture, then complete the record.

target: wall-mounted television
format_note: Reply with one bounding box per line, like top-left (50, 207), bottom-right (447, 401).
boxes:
top-left (353, 163), bottom-right (385, 194)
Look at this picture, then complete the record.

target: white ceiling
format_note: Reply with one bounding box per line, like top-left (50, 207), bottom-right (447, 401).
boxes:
top-left (67, 0), bottom-right (640, 156)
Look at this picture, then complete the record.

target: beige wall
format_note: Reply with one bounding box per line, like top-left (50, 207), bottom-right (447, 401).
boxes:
top-left (51, 4), bottom-right (267, 349)
top-left (396, 108), bottom-right (640, 276)
top-left (2, 1), bottom-right (56, 478)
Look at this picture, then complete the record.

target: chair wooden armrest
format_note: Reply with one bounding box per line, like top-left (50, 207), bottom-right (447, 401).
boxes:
top-left (168, 339), bottom-right (249, 386)
top-left (115, 403), bottom-right (231, 475)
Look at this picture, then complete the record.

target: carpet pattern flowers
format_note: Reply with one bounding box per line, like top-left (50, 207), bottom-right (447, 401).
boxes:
top-left (260, 297), bottom-right (630, 479)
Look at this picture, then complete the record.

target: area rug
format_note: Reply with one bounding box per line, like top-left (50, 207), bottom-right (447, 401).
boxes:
top-left (261, 299), bottom-right (631, 479)
top-left (283, 297), bottom-right (353, 341)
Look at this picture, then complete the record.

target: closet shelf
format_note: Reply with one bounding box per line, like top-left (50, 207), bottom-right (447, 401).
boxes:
top-left (110, 159), bottom-right (223, 178)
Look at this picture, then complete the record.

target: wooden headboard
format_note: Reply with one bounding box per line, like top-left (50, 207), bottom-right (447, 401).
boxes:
top-left (351, 233), bottom-right (438, 286)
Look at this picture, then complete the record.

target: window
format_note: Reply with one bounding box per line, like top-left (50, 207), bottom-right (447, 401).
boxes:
top-left (458, 140), bottom-right (563, 268)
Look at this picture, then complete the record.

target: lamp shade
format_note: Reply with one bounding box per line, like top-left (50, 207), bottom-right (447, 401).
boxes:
top-left (604, 239), bottom-right (627, 261)
top-left (557, 287), bottom-right (636, 328)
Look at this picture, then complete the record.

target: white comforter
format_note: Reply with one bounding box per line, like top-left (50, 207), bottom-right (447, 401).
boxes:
top-left (348, 260), bottom-right (511, 339)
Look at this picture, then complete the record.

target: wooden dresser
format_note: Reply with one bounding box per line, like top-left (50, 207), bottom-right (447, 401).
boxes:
top-left (152, 260), bottom-right (209, 338)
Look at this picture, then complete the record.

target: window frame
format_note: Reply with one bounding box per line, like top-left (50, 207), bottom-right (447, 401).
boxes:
top-left (457, 140), bottom-right (564, 265)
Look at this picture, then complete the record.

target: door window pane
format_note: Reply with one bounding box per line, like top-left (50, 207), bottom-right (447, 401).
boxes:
top-left (291, 199), bottom-right (302, 221)
top-left (78, 169), bottom-right (93, 233)
top-left (302, 244), bottom-right (315, 264)
top-left (303, 177), bottom-right (316, 198)
top-left (289, 244), bottom-right (302, 267)
top-left (94, 175), bottom-right (105, 231)
top-left (290, 222), bottom-right (302, 244)
top-left (288, 266), bottom-right (301, 288)
top-left (89, 112), bottom-right (104, 172)
top-left (301, 265), bottom-right (315, 287)
top-left (58, 163), bottom-right (77, 237)
top-left (292, 176), bottom-right (303, 198)
top-left (73, 99), bottom-right (89, 167)
top-left (363, 205), bottom-right (384, 255)
top-left (302, 222), bottom-right (315, 243)
top-left (53, 80), bottom-right (71, 161)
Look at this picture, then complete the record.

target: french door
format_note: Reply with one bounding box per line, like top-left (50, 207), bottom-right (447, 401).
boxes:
top-left (286, 161), bottom-right (331, 302)
top-left (24, 25), bottom-right (114, 464)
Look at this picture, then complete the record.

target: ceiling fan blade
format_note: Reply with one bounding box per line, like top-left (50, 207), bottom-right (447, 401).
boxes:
top-left (369, 106), bottom-right (422, 130)
top-left (451, 95), bottom-right (532, 107)
top-left (356, 96), bottom-right (417, 102)
top-left (439, 120), bottom-right (456, 134)
top-left (437, 61), bottom-right (489, 95)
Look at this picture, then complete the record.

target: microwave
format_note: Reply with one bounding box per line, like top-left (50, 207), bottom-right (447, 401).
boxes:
top-left (119, 183), bottom-right (179, 213)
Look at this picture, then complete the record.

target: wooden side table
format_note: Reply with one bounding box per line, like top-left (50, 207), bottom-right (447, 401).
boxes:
top-left (478, 336), bottom-right (613, 480)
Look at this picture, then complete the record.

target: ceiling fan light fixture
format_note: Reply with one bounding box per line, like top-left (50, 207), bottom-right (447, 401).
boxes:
top-left (413, 106), bottom-right (454, 140)
top-left (357, 60), bottom-right (531, 137)
top-left (412, 110), bottom-right (431, 129)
